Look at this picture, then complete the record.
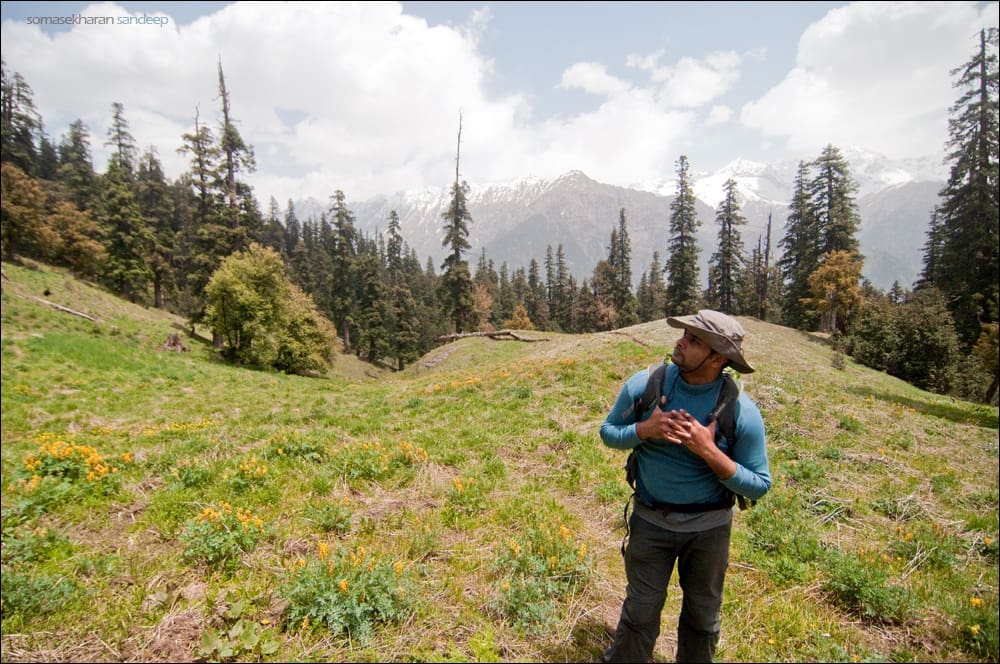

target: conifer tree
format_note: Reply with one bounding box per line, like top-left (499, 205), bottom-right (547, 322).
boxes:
top-left (778, 161), bottom-right (822, 329)
top-left (526, 257), bottom-right (551, 330)
top-left (550, 244), bottom-right (573, 331)
top-left (284, 200), bottom-right (301, 257)
top-left (134, 148), bottom-right (177, 308)
top-left (216, 61), bottom-right (256, 219)
top-left (930, 27), bottom-right (999, 345)
top-left (105, 102), bottom-right (137, 179)
top-left (810, 144), bottom-right (862, 256)
top-left (384, 210), bottom-right (422, 369)
top-left (574, 278), bottom-right (600, 333)
top-left (609, 209), bottom-right (639, 327)
top-left (328, 190), bottom-right (359, 351)
top-left (637, 251), bottom-right (667, 322)
top-left (57, 119), bottom-right (97, 210)
top-left (354, 247), bottom-right (391, 363)
top-left (37, 130), bottom-right (58, 180)
top-left (1, 60), bottom-right (40, 175)
top-left (96, 160), bottom-right (154, 303)
top-left (665, 155), bottom-right (702, 315)
top-left (707, 178), bottom-right (747, 314)
top-left (497, 262), bottom-right (517, 326)
top-left (440, 113), bottom-right (476, 333)
top-left (261, 196), bottom-right (286, 256)
top-left (176, 108), bottom-right (225, 323)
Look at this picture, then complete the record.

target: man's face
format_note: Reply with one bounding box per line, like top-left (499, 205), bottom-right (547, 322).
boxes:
top-left (671, 330), bottom-right (715, 372)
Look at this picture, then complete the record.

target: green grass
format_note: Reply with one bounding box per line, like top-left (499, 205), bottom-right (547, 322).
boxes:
top-left (2, 261), bottom-right (998, 662)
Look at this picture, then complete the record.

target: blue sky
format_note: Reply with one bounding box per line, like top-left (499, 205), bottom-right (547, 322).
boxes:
top-left (1, 1), bottom-right (996, 205)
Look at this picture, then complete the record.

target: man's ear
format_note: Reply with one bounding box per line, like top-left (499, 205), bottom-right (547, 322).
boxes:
top-left (710, 351), bottom-right (727, 370)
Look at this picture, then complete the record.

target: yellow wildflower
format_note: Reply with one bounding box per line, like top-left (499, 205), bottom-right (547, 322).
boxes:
top-left (970, 624), bottom-right (980, 635)
top-left (970, 597), bottom-right (984, 609)
top-left (338, 579), bottom-right (349, 594)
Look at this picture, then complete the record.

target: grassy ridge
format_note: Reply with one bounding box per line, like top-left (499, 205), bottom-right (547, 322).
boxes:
top-left (1, 261), bottom-right (997, 663)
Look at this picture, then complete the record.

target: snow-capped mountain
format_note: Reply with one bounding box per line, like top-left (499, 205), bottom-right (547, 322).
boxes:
top-left (294, 149), bottom-right (946, 292)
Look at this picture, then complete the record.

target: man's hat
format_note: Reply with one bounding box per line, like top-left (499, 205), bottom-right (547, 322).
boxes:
top-left (667, 309), bottom-right (755, 374)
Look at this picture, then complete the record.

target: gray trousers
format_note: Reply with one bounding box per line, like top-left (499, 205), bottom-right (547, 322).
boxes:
top-left (603, 512), bottom-right (732, 663)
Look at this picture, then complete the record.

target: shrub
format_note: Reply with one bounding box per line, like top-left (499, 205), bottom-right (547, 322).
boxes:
top-left (180, 502), bottom-right (268, 571)
top-left (0, 572), bottom-right (79, 619)
top-left (305, 498), bottom-right (353, 535)
top-left (491, 523), bottom-right (592, 633)
top-left (16, 434), bottom-right (132, 496)
top-left (204, 243), bottom-right (336, 375)
top-left (845, 288), bottom-right (961, 394)
top-left (822, 549), bottom-right (919, 624)
top-left (281, 543), bottom-right (413, 644)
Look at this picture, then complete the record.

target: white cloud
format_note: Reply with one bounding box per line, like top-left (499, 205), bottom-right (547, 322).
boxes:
top-left (558, 62), bottom-right (631, 97)
top-left (2, 0), bottom-right (994, 207)
top-left (740, 1), bottom-right (997, 160)
top-left (705, 105), bottom-right (733, 126)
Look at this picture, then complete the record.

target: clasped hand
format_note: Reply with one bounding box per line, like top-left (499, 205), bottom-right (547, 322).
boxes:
top-left (637, 399), bottom-right (717, 456)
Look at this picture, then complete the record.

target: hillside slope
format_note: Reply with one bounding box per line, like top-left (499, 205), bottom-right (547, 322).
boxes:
top-left (1, 262), bottom-right (997, 663)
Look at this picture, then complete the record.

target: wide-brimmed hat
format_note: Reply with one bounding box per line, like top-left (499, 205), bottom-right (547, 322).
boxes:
top-left (667, 309), bottom-right (755, 374)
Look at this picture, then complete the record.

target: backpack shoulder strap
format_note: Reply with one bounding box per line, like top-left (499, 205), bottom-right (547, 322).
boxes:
top-left (711, 372), bottom-right (755, 510)
top-left (622, 362), bottom-right (666, 421)
top-left (709, 372), bottom-right (740, 444)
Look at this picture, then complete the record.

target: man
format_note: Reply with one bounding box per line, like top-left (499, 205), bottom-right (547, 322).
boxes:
top-left (600, 310), bottom-right (771, 663)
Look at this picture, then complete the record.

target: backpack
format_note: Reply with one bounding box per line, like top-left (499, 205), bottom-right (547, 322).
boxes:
top-left (622, 362), bottom-right (753, 511)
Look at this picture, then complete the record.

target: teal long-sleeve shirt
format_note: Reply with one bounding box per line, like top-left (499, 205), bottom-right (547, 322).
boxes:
top-left (600, 363), bottom-right (771, 508)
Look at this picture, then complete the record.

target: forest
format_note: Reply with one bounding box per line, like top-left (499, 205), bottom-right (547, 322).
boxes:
top-left (1, 28), bottom-right (997, 402)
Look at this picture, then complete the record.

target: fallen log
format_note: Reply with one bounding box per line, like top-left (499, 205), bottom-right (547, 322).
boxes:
top-left (435, 329), bottom-right (548, 343)
top-left (32, 296), bottom-right (96, 322)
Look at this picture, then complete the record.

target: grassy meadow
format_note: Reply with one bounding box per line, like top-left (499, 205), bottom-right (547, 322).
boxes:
top-left (1, 260), bottom-right (997, 663)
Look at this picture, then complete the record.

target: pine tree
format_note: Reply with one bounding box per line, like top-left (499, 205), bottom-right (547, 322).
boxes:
top-left (57, 119), bottom-right (97, 210)
top-left (811, 144), bottom-right (862, 256)
top-left (916, 208), bottom-right (943, 289)
top-left (573, 278), bottom-right (600, 333)
top-left (526, 257), bottom-right (551, 330)
top-left (328, 190), bottom-right (359, 352)
top-left (96, 161), bottom-right (154, 303)
top-left (176, 108), bottom-right (226, 323)
top-left (260, 197), bottom-right (286, 256)
top-left (384, 210), bottom-right (422, 369)
top-left (354, 248), bottom-right (391, 363)
top-left (932, 28), bottom-right (999, 345)
top-left (1, 60), bottom-right (40, 175)
top-left (550, 244), bottom-right (573, 331)
top-left (134, 148), bottom-right (177, 308)
top-left (637, 251), bottom-right (667, 322)
top-left (439, 113), bottom-right (476, 333)
top-left (37, 129), bottom-right (58, 180)
top-left (608, 208), bottom-right (639, 327)
top-left (105, 102), bottom-right (137, 179)
top-left (665, 155), bottom-right (702, 315)
top-left (216, 61), bottom-right (256, 217)
top-left (497, 262), bottom-right (517, 327)
top-left (706, 178), bottom-right (747, 314)
top-left (778, 161), bottom-right (822, 329)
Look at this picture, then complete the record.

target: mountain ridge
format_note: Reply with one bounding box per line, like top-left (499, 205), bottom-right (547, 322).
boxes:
top-left (293, 150), bottom-right (946, 291)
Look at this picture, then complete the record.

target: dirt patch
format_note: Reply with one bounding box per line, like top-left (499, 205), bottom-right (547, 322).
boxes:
top-left (120, 607), bottom-right (205, 662)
